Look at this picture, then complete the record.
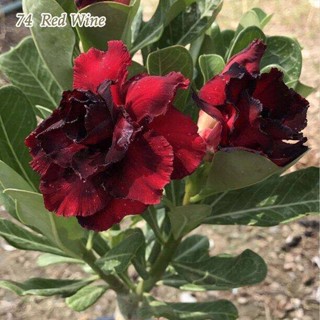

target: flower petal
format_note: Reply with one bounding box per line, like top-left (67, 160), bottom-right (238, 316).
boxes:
top-left (77, 199), bottom-right (147, 231)
top-left (110, 131), bottom-right (174, 204)
top-left (224, 39), bottom-right (266, 75)
top-left (150, 106), bottom-right (205, 179)
top-left (125, 72), bottom-right (189, 123)
top-left (73, 41), bottom-right (131, 95)
top-left (40, 165), bottom-right (110, 217)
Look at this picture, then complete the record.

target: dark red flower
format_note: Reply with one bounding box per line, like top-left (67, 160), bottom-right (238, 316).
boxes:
top-left (25, 41), bottom-right (205, 231)
top-left (75, 0), bottom-right (130, 10)
top-left (196, 39), bottom-right (309, 166)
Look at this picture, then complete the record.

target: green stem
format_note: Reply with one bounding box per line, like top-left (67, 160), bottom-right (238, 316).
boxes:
top-left (142, 234), bottom-right (182, 292)
top-left (86, 231), bottom-right (95, 251)
top-left (83, 250), bottom-right (129, 294)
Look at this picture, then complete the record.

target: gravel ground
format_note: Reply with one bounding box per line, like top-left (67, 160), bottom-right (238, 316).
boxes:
top-left (0, 1), bottom-right (319, 319)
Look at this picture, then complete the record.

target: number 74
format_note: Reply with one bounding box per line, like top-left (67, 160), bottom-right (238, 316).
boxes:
top-left (16, 13), bottom-right (34, 28)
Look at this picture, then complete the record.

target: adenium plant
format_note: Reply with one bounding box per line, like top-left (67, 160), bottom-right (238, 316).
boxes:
top-left (0, 1), bottom-right (318, 320)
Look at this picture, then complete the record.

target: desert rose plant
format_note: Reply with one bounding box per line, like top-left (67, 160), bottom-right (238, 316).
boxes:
top-left (0, 0), bottom-right (318, 319)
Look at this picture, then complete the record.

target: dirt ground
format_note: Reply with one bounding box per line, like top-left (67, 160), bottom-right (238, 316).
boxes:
top-left (0, 1), bottom-right (319, 319)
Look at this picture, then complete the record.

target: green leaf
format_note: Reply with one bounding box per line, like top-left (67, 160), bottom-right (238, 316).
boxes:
top-left (294, 81), bottom-right (315, 98)
top-left (0, 278), bottom-right (92, 297)
top-left (54, 0), bottom-right (77, 14)
top-left (226, 26), bottom-right (266, 61)
top-left (77, 0), bottom-right (140, 51)
top-left (3, 189), bottom-right (85, 258)
top-left (35, 105), bottom-right (53, 119)
top-left (127, 60), bottom-right (147, 79)
top-left (174, 235), bottom-right (210, 263)
top-left (139, 296), bottom-right (238, 320)
top-left (236, 8), bottom-right (272, 34)
top-left (0, 219), bottom-right (63, 255)
top-left (37, 253), bottom-right (83, 267)
top-left (168, 205), bottom-right (211, 239)
top-left (199, 54), bottom-right (225, 82)
top-left (172, 249), bottom-right (267, 290)
top-left (0, 161), bottom-right (33, 219)
top-left (96, 229), bottom-right (144, 274)
top-left (23, 0), bottom-right (76, 89)
top-left (204, 167), bottom-right (319, 226)
top-left (157, 0), bottom-right (223, 47)
top-left (251, 8), bottom-right (273, 28)
top-left (131, 0), bottom-right (196, 53)
top-left (147, 45), bottom-right (193, 112)
top-left (194, 150), bottom-right (281, 200)
top-left (221, 29), bottom-right (235, 52)
top-left (0, 86), bottom-right (38, 188)
top-left (66, 285), bottom-right (108, 311)
top-left (0, 37), bottom-right (61, 109)
top-left (261, 36), bottom-right (302, 86)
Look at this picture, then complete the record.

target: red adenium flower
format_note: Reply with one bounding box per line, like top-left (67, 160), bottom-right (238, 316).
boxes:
top-left (196, 40), bottom-right (309, 166)
top-left (75, 0), bottom-right (130, 10)
top-left (25, 41), bottom-right (205, 231)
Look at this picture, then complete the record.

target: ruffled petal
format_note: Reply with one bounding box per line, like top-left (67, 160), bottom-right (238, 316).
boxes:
top-left (40, 165), bottom-right (110, 217)
top-left (150, 106), bottom-right (205, 179)
top-left (199, 75), bottom-right (228, 106)
top-left (270, 139), bottom-right (308, 166)
top-left (110, 131), bottom-right (174, 204)
top-left (229, 95), bottom-right (271, 151)
top-left (224, 39), bottom-right (266, 75)
top-left (77, 199), bottom-right (147, 231)
top-left (73, 41), bottom-right (131, 95)
top-left (105, 116), bottom-right (135, 165)
top-left (125, 72), bottom-right (189, 123)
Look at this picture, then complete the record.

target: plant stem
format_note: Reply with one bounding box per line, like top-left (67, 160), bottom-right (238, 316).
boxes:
top-left (83, 250), bottom-right (129, 294)
top-left (142, 234), bottom-right (182, 292)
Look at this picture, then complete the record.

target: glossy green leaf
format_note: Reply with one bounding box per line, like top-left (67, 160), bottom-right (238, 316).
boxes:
top-left (226, 26), bottom-right (266, 61)
top-left (35, 105), bottom-right (53, 119)
top-left (0, 161), bottom-right (33, 219)
top-left (37, 253), bottom-right (83, 267)
top-left (221, 29), bottom-right (235, 49)
top-left (3, 189), bottom-right (85, 258)
top-left (251, 7), bottom-right (273, 28)
top-left (261, 36), bottom-right (302, 85)
top-left (294, 81), bottom-right (315, 98)
top-left (199, 54), bottom-right (225, 82)
top-left (174, 235), bottom-right (210, 263)
top-left (54, 0), bottom-right (77, 14)
top-left (0, 278), bottom-right (92, 297)
top-left (131, 0), bottom-right (196, 53)
top-left (204, 167), bottom-right (319, 226)
top-left (77, 1), bottom-right (140, 51)
top-left (127, 60), bottom-right (146, 79)
top-left (200, 23), bottom-right (226, 56)
top-left (147, 45), bottom-right (193, 111)
top-left (139, 296), bottom-right (238, 320)
top-left (0, 37), bottom-right (61, 109)
top-left (23, 0), bottom-right (75, 89)
top-left (96, 229), bottom-right (144, 274)
top-left (236, 8), bottom-right (272, 34)
top-left (157, 0), bottom-right (223, 47)
top-left (193, 150), bottom-right (281, 200)
top-left (0, 219), bottom-right (63, 255)
top-left (66, 285), bottom-right (108, 311)
top-left (168, 205), bottom-right (211, 239)
top-left (0, 86), bottom-right (38, 188)
top-left (173, 249), bottom-right (267, 290)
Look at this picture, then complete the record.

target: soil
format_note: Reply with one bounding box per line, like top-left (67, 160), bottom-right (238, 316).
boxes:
top-left (0, 1), bottom-right (319, 319)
